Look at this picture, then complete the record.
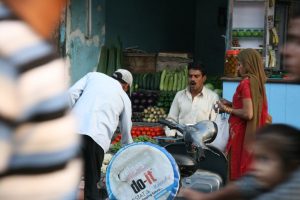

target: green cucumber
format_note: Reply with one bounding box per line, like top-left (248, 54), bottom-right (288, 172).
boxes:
top-left (159, 69), bottom-right (167, 91)
top-left (155, 72), bottom-right (161, 90)
top-left (150, 73), bottom-right (155, 90)
top-left (107, 46), bottom-right (117, 76)
top-left (172, 72), bottom-right (178, 92)
top-left (162, 73), bottom-right (169, 91)
top-left (96, 45), bottom-right (108, 73)
top-left (142, 73), bottom-right (148, 89)
top-left (177, 71), bottom-right (183, 91)
top-left (167, 72), bottom-right (174, 91)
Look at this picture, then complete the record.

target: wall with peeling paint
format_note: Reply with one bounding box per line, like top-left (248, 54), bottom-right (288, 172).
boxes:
top-left (66, 0), bottom-right (105, 83)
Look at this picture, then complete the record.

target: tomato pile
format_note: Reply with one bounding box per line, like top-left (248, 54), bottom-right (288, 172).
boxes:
top-left (112, 126), bottom-right (165, 144)
top-left (131, 126), bottom-right (165, 138)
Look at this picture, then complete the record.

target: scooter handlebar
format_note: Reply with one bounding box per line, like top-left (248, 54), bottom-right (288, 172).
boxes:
top-left (158, 119), bottom-right (177, 129)
top-left (158, 119), bottom-right (185, 134)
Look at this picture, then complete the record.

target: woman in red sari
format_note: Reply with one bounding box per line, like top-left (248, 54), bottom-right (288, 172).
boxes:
top-left (218, 48), bottom-right (269, 181)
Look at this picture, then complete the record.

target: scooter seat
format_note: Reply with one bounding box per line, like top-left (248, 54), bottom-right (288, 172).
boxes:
top-left (171, 153), bottom-right (196, 167)
top-left (164, 142), bottom-right (228, 183)
top-left (164, 142), bottom-right (196, 167)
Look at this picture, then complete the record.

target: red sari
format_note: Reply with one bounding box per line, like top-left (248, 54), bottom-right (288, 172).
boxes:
top-left (226, 78), bottom-right (268, 180)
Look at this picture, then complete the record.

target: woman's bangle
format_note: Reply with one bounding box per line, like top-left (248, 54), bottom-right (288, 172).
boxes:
top-left (224, 106), bottom-right (233, 114)
top-left (223, 106), bottom-right (228, 113)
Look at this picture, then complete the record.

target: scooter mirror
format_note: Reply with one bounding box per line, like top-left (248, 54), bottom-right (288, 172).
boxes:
top-left (192, 120), bottom-right (218, 145)
top-left (184, 121), bottom-right (218, 162)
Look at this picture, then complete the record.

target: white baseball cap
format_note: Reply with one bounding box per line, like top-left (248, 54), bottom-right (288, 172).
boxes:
top-left (112, 69), bottom-right (133, 88)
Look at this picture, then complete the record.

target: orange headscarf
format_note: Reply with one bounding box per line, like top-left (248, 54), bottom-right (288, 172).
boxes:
top-left (238, 49), bottom-right (267, 147)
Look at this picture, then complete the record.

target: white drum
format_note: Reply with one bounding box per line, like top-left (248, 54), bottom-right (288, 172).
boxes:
top-left (106, 142), bottom-right (180, 200)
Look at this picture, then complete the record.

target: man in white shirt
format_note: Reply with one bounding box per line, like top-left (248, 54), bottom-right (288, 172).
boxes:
top-left (69, 69), bottom-right (133, 200)
top-left (166, 63), bottom-right (219, 136)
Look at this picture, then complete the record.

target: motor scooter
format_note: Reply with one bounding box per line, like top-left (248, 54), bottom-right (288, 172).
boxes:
top-left (157, 119), bottom-right (228, 194)
top-left (104, 119), bottom-right (228, 200)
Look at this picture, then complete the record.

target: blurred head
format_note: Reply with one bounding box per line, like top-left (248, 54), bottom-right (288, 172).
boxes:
top-left (237, 48), bottom-right (265, 78)
top-left (112, 69), bottom-right (133, 92)
top-left (188, 62), bottom-right (207, 94)
top-left (250, 124), bottom-right (300, 189)
top-left (281, 11), bottom-right (300, 81)
top-left (3, 0), bottom-right (67, 39)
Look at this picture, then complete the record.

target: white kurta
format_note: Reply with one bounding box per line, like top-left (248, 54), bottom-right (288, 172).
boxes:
top-left (69, 72), bottom-right (133, 152)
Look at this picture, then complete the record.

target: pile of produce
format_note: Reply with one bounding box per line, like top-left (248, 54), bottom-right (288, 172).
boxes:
top-left (159, 66), bottom-right (188, 92)
top-left (97, 38), bottom-right (123, 76)
top-left (132, 72), bottom-right (162, 91)
top-left (156, 91), bottom-right (176, 113)
top-left (112, 125), bottom-right (164, 144)
top-left (101, 153), bottom-right (113, 174)
top-left (142, 106), bottom-right (167, 123)
top-left (110, 135), bottom-right (157, 153)
top-left (110, 125), bottom-right (165, 153)
top-left (131, 91), bottom-right (158, 113)
top-left (131, 112), bottom-right (143, 122)
top-left (205, 76), bottom-right (223, 97)
top-left (131, 66), bottom-right (188, 92)
top-left (131, 90), bottom-right (175, 122)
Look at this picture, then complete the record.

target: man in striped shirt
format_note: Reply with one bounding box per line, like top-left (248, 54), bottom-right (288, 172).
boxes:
top-left (0, 1), bottom-right (81, 199)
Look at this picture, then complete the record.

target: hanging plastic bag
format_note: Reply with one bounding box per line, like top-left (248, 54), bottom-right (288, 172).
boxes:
top-left (210, 111), bottom-right (229, 152)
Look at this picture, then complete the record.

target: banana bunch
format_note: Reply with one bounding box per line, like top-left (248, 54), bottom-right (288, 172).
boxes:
top-left (159, 66), bottom-right (188, 92)
top-left (270, 28), bottom-right (279, 46)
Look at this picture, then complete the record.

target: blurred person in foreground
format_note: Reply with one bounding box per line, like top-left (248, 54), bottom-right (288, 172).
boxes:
top-left (166, 62), bottom-right (219, 136)
top-left (0, 0), bottom-right (82, 199)
top-left (217, 49), bottom-right (270, 180)
top-left (282, 10), bottom-right (300, 81)
top-left (69, 70), bottom-right (133, 200)
top-left (179, 124), bottom-right (300, 200)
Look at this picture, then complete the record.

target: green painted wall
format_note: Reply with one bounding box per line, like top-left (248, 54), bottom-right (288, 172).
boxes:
top-left (66, 0), bottom-right (105, 83)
